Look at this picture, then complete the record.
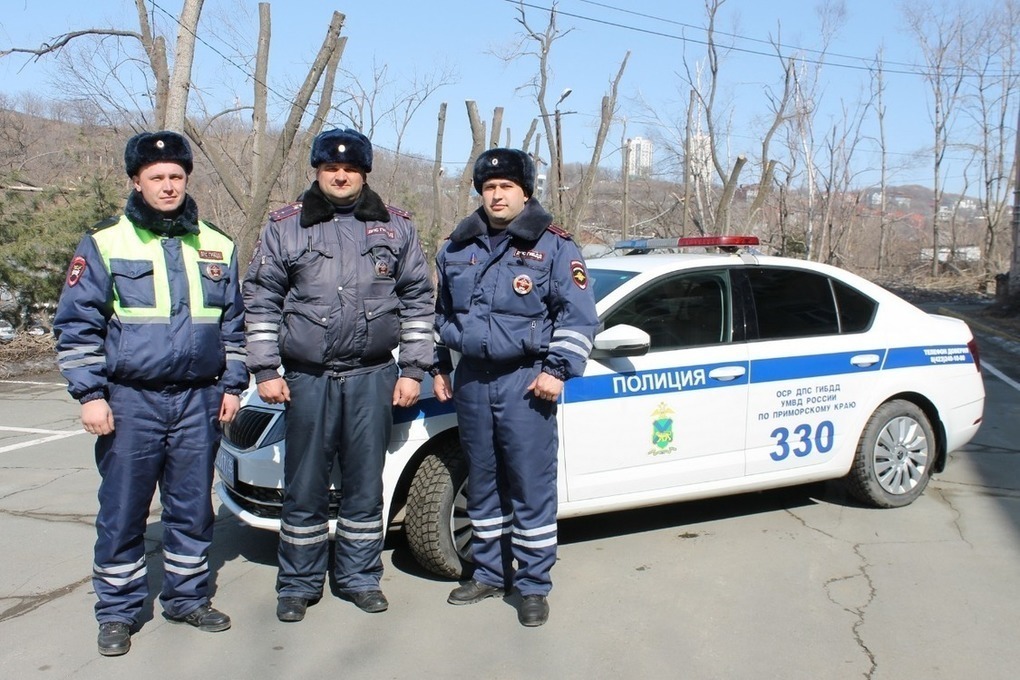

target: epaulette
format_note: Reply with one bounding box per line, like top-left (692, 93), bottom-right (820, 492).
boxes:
top-left (547, 224), bottom-right (572, 240)
top-left (88, 216), bottom-right (119, 234)
top-left (269, 202), bottom-right (303, 222)
top-left (387, 204), bottom-right (413, 220)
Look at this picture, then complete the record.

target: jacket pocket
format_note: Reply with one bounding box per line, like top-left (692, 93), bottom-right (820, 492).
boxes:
top-left (487, 312), bottom-right (543, 361)
top-left (496, 261), bottom-right (551, 317)
top-left (109, 258), bottom-right (156, 308)
top-left (280, 299), bottom-right (330, 364)
top-left (198, 261), bottom-right (229, 308)
top-left (363, 295), bottom-right (400, 358)
top-left (444, 261), bottom-right (476, 313)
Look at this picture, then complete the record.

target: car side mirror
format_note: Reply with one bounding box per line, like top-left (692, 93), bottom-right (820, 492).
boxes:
top-left (591, 324), bottom-right (650, 358)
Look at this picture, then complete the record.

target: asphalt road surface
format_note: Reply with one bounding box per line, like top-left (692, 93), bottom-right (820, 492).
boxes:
top-left (1, 315), bottom-right (1019, 679)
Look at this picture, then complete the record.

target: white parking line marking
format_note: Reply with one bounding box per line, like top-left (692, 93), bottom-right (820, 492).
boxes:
top-left (982, 361), bottom-right (1020, 393)
top-left (0, 427), bottom-right (86, 453)
top-left (0, 380), bottom-right (65, 386)
top-left (0, 426), bottom-right (80, 435)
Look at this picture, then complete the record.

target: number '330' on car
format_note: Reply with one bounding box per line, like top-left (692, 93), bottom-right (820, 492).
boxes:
top-left (215, 236), bottom-right (985, 578)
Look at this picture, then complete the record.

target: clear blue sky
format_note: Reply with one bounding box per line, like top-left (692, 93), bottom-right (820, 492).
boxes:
top-left (0, 0), bottom-right (1006, 192)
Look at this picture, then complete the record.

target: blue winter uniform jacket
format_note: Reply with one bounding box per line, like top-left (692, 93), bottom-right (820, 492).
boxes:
top-left (53, 192), bottom-right (248, 401)
top-left (433, 198), bottom-right (598, 379)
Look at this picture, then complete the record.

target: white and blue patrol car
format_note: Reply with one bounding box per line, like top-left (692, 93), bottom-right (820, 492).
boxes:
top-left (215, 236), bottom-right (985, 578)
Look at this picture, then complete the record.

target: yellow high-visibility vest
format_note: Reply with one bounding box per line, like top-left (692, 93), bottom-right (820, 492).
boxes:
top-left (91, 215), bottom-right (235, 325)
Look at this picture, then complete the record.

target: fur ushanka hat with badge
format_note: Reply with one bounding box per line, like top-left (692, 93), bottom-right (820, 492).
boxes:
top-left (124, 131), bottom-right (194, 177)
top-left (309, 128), bottom-right (374, 172)
top-left (472, 147), bottom-right (536, 197)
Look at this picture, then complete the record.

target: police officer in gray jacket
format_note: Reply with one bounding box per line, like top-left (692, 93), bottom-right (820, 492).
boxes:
top-left (244, 128), bottom-right (433, 621)
top-left (433, 148), bottom-right (598, 627)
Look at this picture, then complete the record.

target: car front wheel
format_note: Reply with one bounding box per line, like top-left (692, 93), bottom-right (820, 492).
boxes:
top-left (404, 438), bottom-right (472, 578)
top-left (847, 399), bottom-right (936, 508)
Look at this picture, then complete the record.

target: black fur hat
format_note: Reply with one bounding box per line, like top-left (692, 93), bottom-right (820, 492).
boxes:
top-left (472, 148), bottom-right (535, 197)
top-left (124, 131), bottom-right (193, 177)
top-left (310, 128), bottom-right (373, 172)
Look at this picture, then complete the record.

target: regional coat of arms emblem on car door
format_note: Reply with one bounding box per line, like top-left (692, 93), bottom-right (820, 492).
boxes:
top-left (649, 402), bottom-right (677, 456)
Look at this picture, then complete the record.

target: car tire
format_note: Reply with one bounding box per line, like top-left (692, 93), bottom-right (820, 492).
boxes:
top-left (405, 438), bottom-right (472, 579)
top-left (846, 399), bottom-right (936, 508)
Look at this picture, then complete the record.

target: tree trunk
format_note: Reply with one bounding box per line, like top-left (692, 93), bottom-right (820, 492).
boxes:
top-left (164, 0), bottom-right (204, 131)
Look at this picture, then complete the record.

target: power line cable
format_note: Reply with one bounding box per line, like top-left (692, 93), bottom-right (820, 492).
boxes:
top-left (509, 0), bottom-right (1018, 78)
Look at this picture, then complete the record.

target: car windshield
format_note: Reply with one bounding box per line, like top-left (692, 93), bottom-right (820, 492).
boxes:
top-left (588, 268), bottom-right (637, 303)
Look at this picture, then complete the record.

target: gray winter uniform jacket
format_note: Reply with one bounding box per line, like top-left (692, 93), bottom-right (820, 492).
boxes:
top-left (243, 183), bottom-right (434, 382)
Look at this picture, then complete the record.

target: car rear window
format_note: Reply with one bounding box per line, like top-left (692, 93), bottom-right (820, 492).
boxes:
top-left (746, 268), bottom-right (876, 339)
top-left (746, 265), bottom-right (873, 340)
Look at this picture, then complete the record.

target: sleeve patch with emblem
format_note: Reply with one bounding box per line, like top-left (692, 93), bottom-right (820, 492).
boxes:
top-left (66, 256), bottom-right (87, 287)
top-left (570, 260), bottom-right (588, 289)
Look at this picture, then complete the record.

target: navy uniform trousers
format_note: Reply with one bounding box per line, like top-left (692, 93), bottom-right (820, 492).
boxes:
top-left (93, 381), bottom-right (221, 624)
top-left (454, 359), bottom-right (559, 596)
top-left (276, 363), bottom-right (397, 599)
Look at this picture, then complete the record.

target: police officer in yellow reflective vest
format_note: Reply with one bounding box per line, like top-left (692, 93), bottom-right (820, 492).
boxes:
top-left (53, 131), bottom-right (247, 657)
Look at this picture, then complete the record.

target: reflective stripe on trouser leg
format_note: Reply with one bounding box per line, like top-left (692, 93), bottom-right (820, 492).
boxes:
top-left (492, 364), bottom-right (558, 596)
top-left (276, 371), bottom-right (339, 599)
top-left (92, 384), bottom-right (165, 624)
top-left (157, 383), bottom-right (221, 618)
top-left (453, 362), bottom-right (551, 591)
top-left (453, 362), bottom-right (510, 589)
top-left (334, 364), bottom-right (395, 592)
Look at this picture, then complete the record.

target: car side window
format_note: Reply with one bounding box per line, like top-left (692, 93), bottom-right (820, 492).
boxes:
top-left (747, 268), bottom-right (875, 339)
top-left (833, 279), bottom-right (877, 332)
top-left (603, 272), bottom-right (729, 351)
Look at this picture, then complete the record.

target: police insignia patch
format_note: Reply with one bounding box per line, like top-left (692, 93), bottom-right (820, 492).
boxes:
top-left (649, 403), bottom-right (677, 456)
top-left (66, 256), bottom-right (87, 287)
top-left (512, 274), bottom-right (533, 295)
top-left (375, 260), bottom-right (391, 277)
top-left (205, 263), bottom-right (224, 281)
top-left (199, 250), bottom-right (223, 260)
top-left (570, 260), bottom-right (588, 289)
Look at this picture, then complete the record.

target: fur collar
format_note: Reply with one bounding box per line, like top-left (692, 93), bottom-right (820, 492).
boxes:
top-left (124, 190), bottom-right (199, 236)
top-left (299, 181), bottom-right (391, 227)
top-left (449, 197), bottom-right (553, 244)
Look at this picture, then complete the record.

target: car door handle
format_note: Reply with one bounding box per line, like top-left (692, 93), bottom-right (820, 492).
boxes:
top-left (850, 353), bottom-right (881, 368)
top-left (708, 366), bottom-right (746, 382)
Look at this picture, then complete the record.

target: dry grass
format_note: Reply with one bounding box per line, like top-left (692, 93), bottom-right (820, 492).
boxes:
top-left (0, 334), bottom-right (57, 379)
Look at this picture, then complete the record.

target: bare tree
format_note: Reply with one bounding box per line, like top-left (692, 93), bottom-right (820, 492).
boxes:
top-left (334, 61), bottom-right (455, 189)
top-left (565, 53), bottom-right (630, 233)
top-left (870, 51), bottom-right (891, 274)
top-left (503, 1), bottom-right (573, 219)
top-left (1, 1), bottom-right (348, 259)
top-left (457, 100), bottom-right (487, 220)
top-left (903, 1), bottom-right (974, 277)
top-left (961, 1), bottom-right (1020, 287)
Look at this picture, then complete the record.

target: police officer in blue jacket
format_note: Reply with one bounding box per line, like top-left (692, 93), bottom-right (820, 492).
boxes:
top-left (433, 148), bottom-right (598, 627)
top-left (244, 129), bottom-right (434, 622)
top-left (53, 131), bottom-right (246, 656)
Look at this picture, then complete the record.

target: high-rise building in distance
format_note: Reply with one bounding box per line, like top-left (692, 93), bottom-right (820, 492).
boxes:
top-left (626, 136), bottom-right (653, 177)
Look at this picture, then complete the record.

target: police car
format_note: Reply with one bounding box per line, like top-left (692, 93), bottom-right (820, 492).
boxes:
top-left (215, 236), bottom-right (985, 578)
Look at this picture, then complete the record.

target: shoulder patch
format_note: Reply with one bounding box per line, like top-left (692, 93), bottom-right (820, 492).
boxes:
top-left (88, 216), bottom-right (120, 234)
top-left (66, 256), bottom-right (88, 287)
top-left (386, 204), bottom-right (413, 220)
top-left (547, 224), bottom-right (572, 240)
top-left (270, 202), bottom-right (303, 222)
